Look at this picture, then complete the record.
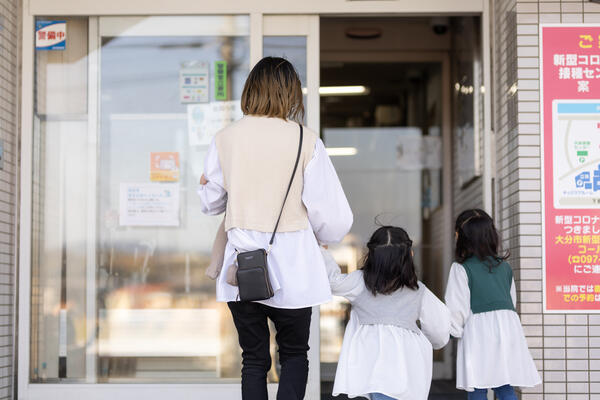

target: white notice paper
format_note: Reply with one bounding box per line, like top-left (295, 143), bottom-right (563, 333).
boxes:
top-left (119, 183), bottom-right (180, 226)
top-left (187, 100), bottom-right (242, 146)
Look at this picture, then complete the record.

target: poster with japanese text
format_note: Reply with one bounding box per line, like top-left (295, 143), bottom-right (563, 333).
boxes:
top-left (35, 21), bottom-right (66, 50)
top-left (179, 61), bottom-right (209, 104)
top-left (150, 152), bottom-right (180, 182)
top-left (119, 183), bottom-right (180, 227)
top-left (541, 25), bottom-right (600, 312)
top-left (187, 100), bottom-right (242, 146)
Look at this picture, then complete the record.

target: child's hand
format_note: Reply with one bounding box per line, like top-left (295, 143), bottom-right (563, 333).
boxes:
top-left (200, 174), bottom-right (208, 185)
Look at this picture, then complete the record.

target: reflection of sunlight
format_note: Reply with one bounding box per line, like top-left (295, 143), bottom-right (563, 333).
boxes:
top-left (98, 309), bottom-right (220, 358)
top-left (321, 234), bottom-right (362, 364)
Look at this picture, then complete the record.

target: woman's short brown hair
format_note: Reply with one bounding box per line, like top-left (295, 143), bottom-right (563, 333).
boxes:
top-left (241, 57), bottom-right (304, 122)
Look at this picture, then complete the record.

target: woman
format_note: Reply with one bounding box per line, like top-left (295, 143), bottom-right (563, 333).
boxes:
top-left (198, 57), bottom-right (353, 400)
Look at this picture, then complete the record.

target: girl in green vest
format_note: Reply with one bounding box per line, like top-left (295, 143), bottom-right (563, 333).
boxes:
top-left (445, 209), bottom-right (541, 399)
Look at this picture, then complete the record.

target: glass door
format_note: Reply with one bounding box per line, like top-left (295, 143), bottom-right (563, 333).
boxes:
top-left (261, 15), bottom-right (321, 399)
top-left (93, 16), bottom-right (250, 385)
top-left (26, 14), bottom-right (320, 400)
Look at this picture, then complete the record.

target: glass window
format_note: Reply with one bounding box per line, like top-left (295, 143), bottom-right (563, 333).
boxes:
top-left (31, 15), bottom-right (251, 384)
top-left (263, 36), bottom-right (308, 123)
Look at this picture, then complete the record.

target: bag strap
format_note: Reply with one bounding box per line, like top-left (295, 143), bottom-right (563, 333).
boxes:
top-left (268, 123), bottom-right (304, 249)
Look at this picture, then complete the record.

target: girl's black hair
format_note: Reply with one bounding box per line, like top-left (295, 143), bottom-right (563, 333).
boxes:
top-left (361, 226), bottom-right (419, 295)
top-left (454, 209), bottom-right (509, 270)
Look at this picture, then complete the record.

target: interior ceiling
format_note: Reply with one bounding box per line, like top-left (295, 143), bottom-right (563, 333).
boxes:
top-left (320, 61), bottom-right (441, 128)
top-left (319, 17), bottom-right (456, 127)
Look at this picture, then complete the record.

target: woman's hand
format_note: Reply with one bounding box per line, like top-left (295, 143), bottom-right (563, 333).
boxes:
top-left (200, 174), bottom-right (208, 185)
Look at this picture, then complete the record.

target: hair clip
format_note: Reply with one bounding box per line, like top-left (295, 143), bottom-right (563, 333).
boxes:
top-left (460, 211), bottom-right (481, 229)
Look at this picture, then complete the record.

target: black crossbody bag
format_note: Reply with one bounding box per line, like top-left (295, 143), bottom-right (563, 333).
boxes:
top-left (235, 123), bottom-right (304, 302)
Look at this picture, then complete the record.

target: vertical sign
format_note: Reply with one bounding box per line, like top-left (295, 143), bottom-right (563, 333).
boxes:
top-left (35, 20), bottom-right (66, 50)
top-left (541, 25), bottom-right (600, 312)
top-left (215, 61), bottom-right (228, 100)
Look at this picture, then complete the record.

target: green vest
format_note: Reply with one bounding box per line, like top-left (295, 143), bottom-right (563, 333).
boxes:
top-left (462, 256), bottom-right (515, 314)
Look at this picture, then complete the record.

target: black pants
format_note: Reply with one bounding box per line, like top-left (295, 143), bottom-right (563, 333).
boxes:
top-left (228, 301), bottom-right (312, 400)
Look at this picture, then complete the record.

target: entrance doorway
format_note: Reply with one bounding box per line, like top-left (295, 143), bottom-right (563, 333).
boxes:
top-left (21, 11), bottom-right (484, 400)
top-left (318, 16), bottom-right (482, 400)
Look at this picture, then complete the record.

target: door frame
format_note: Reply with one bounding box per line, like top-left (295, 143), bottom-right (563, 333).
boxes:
top-left (19, 2), bottom-right (493, 399)
top-left (321, 49), bottom-right (454, 379)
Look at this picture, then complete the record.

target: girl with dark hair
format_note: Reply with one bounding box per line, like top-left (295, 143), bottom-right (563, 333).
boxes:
top-left (321, 226), bottom-right (450, 400)
top-left (445, 209), bottom-right (541, 399)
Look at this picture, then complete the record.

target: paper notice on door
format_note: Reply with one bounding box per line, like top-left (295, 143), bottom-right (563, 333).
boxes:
top-left (180, 61), bottom-right (209, 104)
top-left (150, 152), bottom-right (180, 182)
top-left (119, 183), bottom-right (180, 226)
top-left (187, 100), bottom-right (242, 146)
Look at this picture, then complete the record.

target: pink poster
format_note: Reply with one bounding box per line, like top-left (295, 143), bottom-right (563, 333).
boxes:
top-left (541, 25), bottom-right (600, 312)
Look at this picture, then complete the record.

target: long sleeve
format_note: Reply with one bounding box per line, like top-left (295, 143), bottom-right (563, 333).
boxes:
top-left (302, 139), bottom-right (353, 244)
top-left (197, 139), bottom-right (227, 215)
top-left (511, 278), bottom-right (517, 308)
top-left (444, 262), bottom-right (471, 338)
top-left (320, 247), bottom-right (364, 301)
top-left (419, 286), bottom-right (451, 349)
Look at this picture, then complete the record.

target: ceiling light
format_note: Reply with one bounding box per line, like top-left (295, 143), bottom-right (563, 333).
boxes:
top-left (345, 28), bottom-right (382, 40)
top-left (326, 147), bottom-right (358, 156)
top-left (319, 86), bottom-right (370, 96)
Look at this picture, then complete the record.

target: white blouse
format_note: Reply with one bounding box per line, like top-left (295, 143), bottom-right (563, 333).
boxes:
top-left (322, 249), bottom-right (450, 400)
top-left (198, 135), bottom-right (353, 309)
top-left (445, 262), bottom-right (541, 391)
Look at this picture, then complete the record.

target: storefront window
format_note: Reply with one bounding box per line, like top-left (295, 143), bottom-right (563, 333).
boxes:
top-left (263, 36), bottom-right (308, 122)
top-left (31, 15), bottom-right (250, 383)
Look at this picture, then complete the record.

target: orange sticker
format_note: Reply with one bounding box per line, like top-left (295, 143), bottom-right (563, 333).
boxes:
top-left (150, 152), bottom-right (180, 182)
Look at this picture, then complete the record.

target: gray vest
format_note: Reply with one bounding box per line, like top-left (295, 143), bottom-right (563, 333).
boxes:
top-left (352, 282), bottom-right (425, 333)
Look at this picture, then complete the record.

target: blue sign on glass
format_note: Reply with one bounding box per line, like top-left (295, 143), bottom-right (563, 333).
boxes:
top-left (35, 21), bottom-right (66, 51)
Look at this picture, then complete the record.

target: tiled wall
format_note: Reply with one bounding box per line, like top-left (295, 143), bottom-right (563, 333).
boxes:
top-left (494, 0), bottom-right (600, 398)
top-left (0, 0), bottom-right (19, 398)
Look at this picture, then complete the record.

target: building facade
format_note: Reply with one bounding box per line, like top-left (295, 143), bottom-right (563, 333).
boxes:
top-left (0, 0), bottom-right (598, 399)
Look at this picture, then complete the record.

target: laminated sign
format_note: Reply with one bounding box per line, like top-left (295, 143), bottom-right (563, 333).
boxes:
top-left (36, 21), bottom-right (66, 50)
top-left (541, 25), bottom-right (600, 312)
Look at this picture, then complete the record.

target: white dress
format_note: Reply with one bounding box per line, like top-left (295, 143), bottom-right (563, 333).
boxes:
top-left (445, 262), bottom-right (542, 391)
top-left (322, 250), bottom-right (451, 400)
top-left (198, 119), bottom-right (353, 309)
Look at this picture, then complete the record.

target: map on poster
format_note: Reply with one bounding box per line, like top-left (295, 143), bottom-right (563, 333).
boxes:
top-left (119, 183), bottom-right (180, 226)
top-left (552, 100), bottom-right (600, 209)
top-left (187, 100), bottom-right (242, 146)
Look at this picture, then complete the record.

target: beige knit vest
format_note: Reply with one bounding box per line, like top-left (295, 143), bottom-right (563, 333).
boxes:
top-left (215, 115), bottom-right (317, 233)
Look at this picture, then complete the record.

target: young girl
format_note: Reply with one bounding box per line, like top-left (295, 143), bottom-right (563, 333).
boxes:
top-left (321, 226), bottom-right (450, 400)
top-left (445, 209), bottom-right (541, 399)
